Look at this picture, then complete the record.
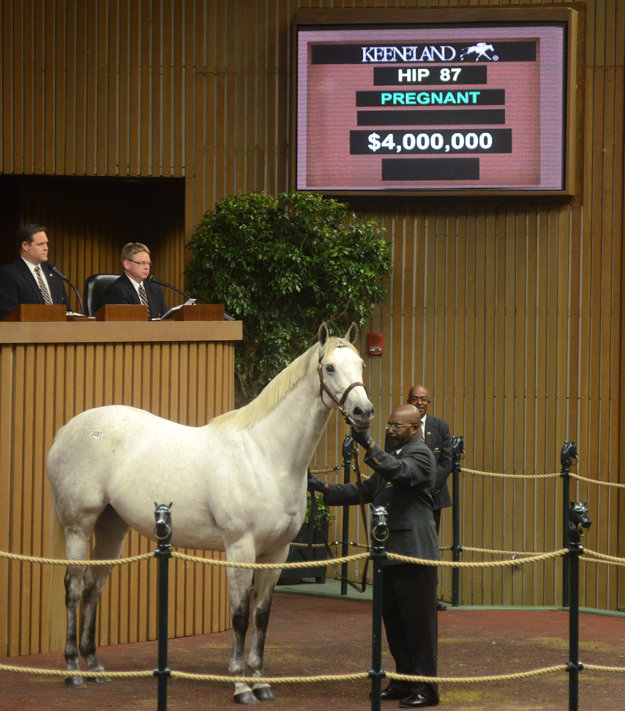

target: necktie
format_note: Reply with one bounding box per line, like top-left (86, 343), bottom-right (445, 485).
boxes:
top-left (420, 421), bottom-right (425, 441)
top-left (34, 265), bottom-right (53, 305)
top-left (138, 282), bottom-right (151, 319)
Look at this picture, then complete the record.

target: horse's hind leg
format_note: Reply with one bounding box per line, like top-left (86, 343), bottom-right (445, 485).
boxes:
top-left (64, 560), bottom-right (87, 687)
top-left (79, 505), bottom-right (129, 681)
top-left (62, 514), bottom-right (103, 687)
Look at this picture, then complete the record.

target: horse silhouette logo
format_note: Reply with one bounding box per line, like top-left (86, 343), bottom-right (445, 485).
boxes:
top-left (460, 43), bottom-right (498, 61)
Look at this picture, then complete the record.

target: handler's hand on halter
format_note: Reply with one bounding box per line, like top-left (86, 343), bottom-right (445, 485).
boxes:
top-left (351, 427), bottom-right (374, 452)
top-left (307, 474), bottom-right (329, 495)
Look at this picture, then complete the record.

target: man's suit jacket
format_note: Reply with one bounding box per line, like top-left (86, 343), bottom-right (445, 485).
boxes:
top-left (0, 257), bottom-right (69, 320)
top-left (101, 273), bottom-right (167, 319)
top-left (423, 414), bottom-right (453, 511)
top-left (325, 436), bottom-right (439, 564)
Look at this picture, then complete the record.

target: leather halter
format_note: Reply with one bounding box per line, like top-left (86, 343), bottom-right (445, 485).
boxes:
top-left (317, 345), bottom-right (366, 424)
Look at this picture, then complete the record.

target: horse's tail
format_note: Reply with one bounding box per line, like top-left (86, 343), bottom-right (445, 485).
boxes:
top-left (47, 497), bottom-right (67, 650)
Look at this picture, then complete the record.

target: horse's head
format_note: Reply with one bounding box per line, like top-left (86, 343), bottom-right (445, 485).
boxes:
top-left (317, 322), bottom-right (374, 430)
top-left (567, 500), bottom-right (591, 543)
top-left (154, 502), bottom-right (173, 543)
top-left (561, 440), bottom-right (578, 470)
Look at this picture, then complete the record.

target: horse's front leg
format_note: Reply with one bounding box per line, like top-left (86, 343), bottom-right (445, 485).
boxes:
top-left (247, 563), bottom-right (284, 701)
top-left (228, 564), bottom-right (257, 704)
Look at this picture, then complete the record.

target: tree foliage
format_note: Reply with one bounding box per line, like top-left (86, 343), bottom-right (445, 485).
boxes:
top-left (186, 191), bottom-right (392, 404)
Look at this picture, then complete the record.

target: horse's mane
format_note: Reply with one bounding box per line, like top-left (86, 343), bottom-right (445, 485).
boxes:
top-left (210, 336), bottom-right (356, 430)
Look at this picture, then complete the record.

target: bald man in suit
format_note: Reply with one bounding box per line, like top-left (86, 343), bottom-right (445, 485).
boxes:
top-left (309, 404), bottom-right (440, 708)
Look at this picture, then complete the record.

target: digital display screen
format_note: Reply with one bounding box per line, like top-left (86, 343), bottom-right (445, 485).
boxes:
top-left (294, 10), bottom-right (577, 195)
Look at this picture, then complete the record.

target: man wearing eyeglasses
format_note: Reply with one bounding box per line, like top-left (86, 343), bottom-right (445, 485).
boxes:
top-left (308, 404), bottom-right (440, 708)
top-left (101, 242), bottom-right (167, 320)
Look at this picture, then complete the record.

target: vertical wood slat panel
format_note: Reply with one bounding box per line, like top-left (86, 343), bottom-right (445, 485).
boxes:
top-left (0, 0), bottom-right (623, 616)
top-left (0, 336), bottom-right (235, 657)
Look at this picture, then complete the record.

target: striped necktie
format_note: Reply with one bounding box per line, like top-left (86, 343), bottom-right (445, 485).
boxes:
top-left (34, 265), bottom-right (53, 305)
top-left (138, 282), bottom-right (151, 319)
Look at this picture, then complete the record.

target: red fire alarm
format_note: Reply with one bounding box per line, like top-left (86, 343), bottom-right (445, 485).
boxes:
top-left (367, 332), bottom-right (384, 356)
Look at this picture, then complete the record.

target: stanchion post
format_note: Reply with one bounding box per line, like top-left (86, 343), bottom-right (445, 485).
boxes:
top-left (154, 503), bottom-right (173, 711)
top-left (451, 436), bottom-right (464, 607)
top-left (560, 441), bottom-right (577, 608)
top-left (566, 500), bottom-right (591, 711)
top-left (369, 506), bottom-right (388, 711)
top-left (341, 433), bottom-right (354, 596)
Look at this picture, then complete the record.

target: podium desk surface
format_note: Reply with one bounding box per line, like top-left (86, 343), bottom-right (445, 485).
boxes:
top-left (0, 320), bottom-right (242, 344)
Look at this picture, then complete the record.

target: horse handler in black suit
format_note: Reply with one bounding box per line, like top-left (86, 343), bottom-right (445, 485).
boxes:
top-left (308, 404), bottom-right (440, 708)
top-left (0, 224), bottom-right (70, 320)
top-left (101, 242), bottom-right (167, 319)
top-left (407, 385), bottom-right (452, 611)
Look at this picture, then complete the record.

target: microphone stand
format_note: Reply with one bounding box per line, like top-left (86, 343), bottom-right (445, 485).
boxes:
top-left (49, 265), bottom-right (84, 314)
top-left (148, 275), bottom-right (192, 301)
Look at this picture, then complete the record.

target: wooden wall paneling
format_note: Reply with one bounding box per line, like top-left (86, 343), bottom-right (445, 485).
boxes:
top-left (1, 0), bottom-right (624, 616)
top-left (117, 0), bottom-right (130, 177)
top-left (469, 209), bottom-right (484, 603)
top-left (2, 1), bottom-right (16, 172)
top-left (496, 210), bottom-right (511, 605)
top-left (0, 349), bottom-right (12, 652)
top-left (604, 57), bottom-right (623, 610)
top-left (138, 0), bottom-right (151, 174)
top-left (151, 1), bottom-right (163, 175)
top-left (613, 0), bottom-right (625, 612)
top-left (127, 0), bottom-right (141, 176)
top-left (188, 3), bottom-right (208, 223)
top-left (53, 0), bottom-right (66, 174)
top-left (106, 0), bottom-right (120, 176)
top-left (458, 211), bottom-right (472, 604)
top-left (72, 0), bottom-right (87, 175)
top-left (8, 346), bottom-right (21, 654)
top-left (581, 67), bottom-right (605, 606)
top-left (23, 1), bottom-right (35, 172)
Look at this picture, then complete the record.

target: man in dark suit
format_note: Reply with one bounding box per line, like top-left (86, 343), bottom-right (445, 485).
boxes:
top-left (101, 242), bottom-right (167, 319)
top-left (308, 404), bottom-right (440, 708)
top-left (407, 385), bottom-right (453, 536)
top-left (0, 224), bottom-right (70, 320)
top-left (408, 385), bottom-right (452, 612)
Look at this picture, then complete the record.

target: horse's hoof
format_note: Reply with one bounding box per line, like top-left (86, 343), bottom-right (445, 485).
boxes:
top-left (64, 675), bottom-right (85, 688)
top-left (87, 674), bottom-right (110, 683)
top-left (234, 690), bottom-right (259, 704)
top-left (253, 686), bottom-right (275, 701)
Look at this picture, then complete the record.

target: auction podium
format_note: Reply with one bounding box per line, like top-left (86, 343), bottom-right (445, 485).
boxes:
top-left (2, 303), bottom-right (67, 321)
top-left (0, 305), bottom-right (241, 657)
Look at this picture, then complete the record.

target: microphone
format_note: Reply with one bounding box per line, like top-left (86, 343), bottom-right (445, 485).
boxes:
top-left (49, 264), bottom-right (84, 315)
top-left (148, 275), bottom-right (235, 320)
top-left (148, 275), bottom-right (192, 300)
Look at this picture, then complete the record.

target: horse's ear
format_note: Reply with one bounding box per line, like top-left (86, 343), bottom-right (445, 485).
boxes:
top-left (345, 322), bottom-right (358, 344)
top-left (318, 322), bottom-right (330, 346)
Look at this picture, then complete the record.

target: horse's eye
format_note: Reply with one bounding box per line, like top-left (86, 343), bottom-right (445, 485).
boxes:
top-left (325, 364), bottom-right (335, 373)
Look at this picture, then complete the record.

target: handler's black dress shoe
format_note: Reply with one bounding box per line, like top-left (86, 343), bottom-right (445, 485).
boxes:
top-left (378, 685), bottom-right (408, 700)
top-left (399, 692), bottom-right (440, 707)
top-left (436, 600), bottom-right (447, 611)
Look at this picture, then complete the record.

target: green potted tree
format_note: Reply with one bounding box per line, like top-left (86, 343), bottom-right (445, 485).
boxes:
top-left (186, 191), bottom-right (391, 405)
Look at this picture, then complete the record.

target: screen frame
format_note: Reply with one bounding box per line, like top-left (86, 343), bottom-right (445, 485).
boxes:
top-left (291, 7), bottom-right (580, 198)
